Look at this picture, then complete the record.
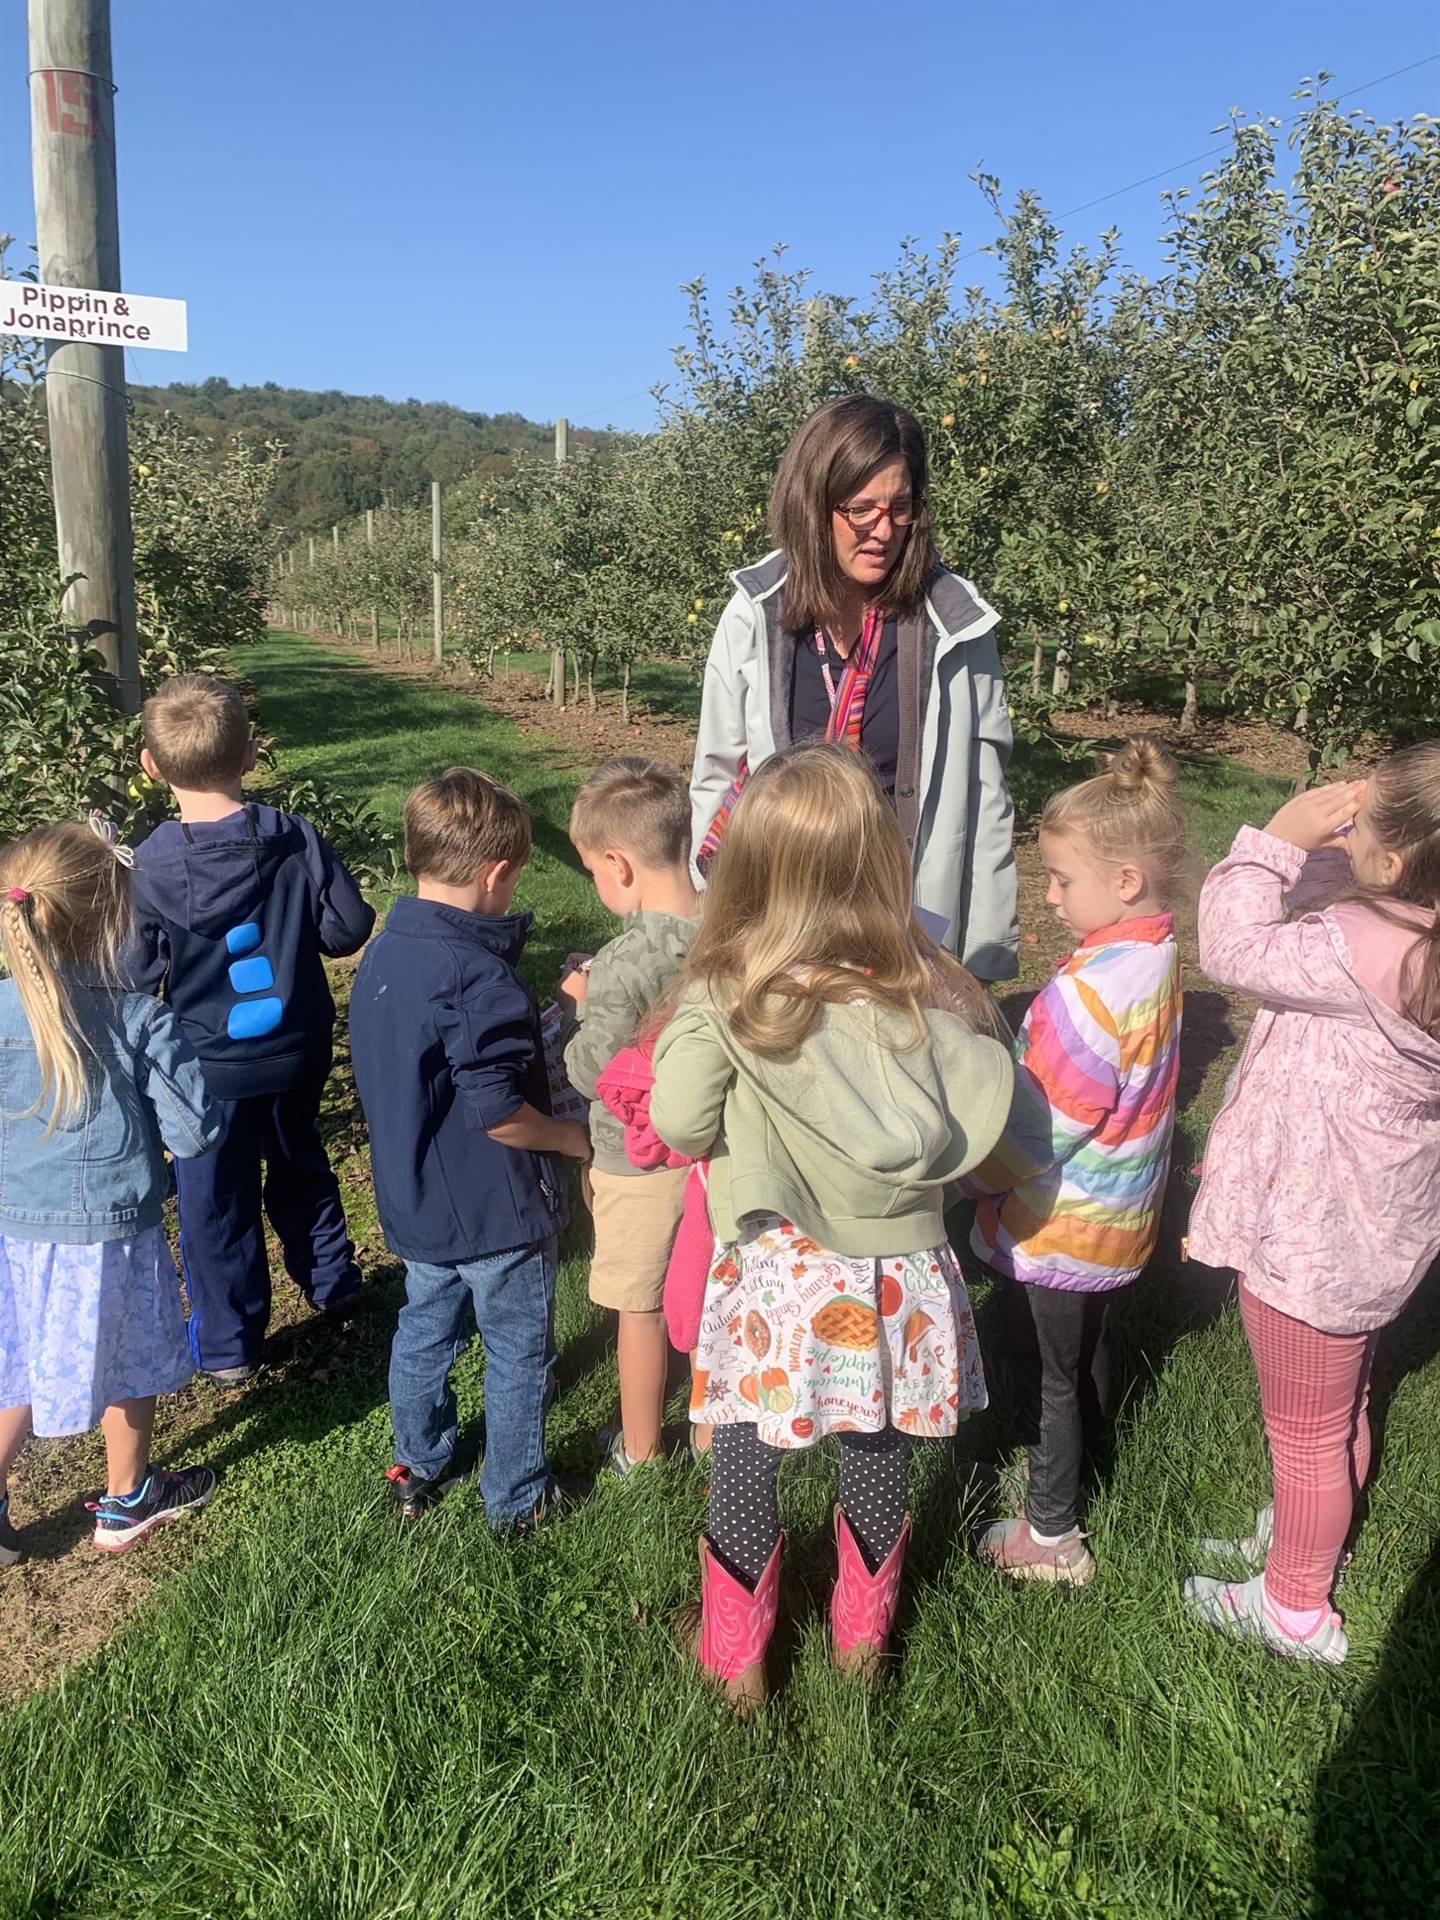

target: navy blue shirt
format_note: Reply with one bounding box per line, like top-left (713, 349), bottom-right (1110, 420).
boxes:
top-left (348, 895), bottom-right (567, 1265)
top-left (789, 616), bottom-right (900, 799)
top-left (130, 804), bottom-right (375, 1100)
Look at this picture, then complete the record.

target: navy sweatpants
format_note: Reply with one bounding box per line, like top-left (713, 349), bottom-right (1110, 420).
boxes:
top-left (177, 1062), bottom-right (360, 1371)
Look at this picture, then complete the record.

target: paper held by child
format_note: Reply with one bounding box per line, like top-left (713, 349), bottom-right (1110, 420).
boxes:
top-left (540, 1003), bottom-right (589, 1125)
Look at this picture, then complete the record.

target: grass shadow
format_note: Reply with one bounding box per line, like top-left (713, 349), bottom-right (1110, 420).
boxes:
top-left (1312, 1537), bottom-right (1440, 1915)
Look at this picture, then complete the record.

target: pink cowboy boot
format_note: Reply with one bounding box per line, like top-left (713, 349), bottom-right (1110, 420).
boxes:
top-left (830, 1505), bottom-right (912, 1684)
top-left (673, 1532), bottom-right (784, 1714)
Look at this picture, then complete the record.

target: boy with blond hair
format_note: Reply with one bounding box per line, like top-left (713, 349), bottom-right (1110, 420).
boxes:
top-left (562, 757), bottom-right (700, 1474)
top-left (130, 674), bottom-right (374, 1383)
top-left (350, 767), bottom-right (590, 1528)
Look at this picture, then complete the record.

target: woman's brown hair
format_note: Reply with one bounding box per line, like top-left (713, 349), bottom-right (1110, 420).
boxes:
top-left (677, 743), bottom-right (997, 1059)
top-left (769, 395), bottom-right (936, 635)
top-left (0, 823), bottom-right (134, 1130)
top-left (1337, 740), bottom-right (1440, 1038)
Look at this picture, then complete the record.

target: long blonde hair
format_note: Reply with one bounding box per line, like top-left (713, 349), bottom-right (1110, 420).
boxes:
top-left (0, 823), bottom-right (134, 1130)
top-left (1042, 737), bottom-right (1188, 905)
top-left (682, 743), bottom-right (998, 1059)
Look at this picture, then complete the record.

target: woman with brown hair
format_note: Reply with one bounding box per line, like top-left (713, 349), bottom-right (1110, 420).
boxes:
top-left (690, 393), bottom-right (1018, 980)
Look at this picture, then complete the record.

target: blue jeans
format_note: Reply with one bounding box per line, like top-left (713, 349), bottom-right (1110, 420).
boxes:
top-left (388, 1237), bottom-right (557, 1527)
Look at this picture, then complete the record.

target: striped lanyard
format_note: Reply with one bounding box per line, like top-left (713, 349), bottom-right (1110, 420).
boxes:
top-left (815, 606), bottom-right (883, 746)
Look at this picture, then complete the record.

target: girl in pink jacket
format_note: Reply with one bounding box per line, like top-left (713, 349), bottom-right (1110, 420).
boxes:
top-left (1184, 744), bottom-right (1440, 1663)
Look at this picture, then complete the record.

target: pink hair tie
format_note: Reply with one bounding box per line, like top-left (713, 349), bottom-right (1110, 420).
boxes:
top-left (4, 888), bottom-right (28, 905)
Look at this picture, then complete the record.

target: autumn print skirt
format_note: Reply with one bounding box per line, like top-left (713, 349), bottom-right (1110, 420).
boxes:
top-left (690, 1214), bottom-right (987, 1448)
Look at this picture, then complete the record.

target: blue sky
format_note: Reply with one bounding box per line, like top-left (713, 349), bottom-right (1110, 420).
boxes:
top-left (1, 2), bottom-right (1435, 429)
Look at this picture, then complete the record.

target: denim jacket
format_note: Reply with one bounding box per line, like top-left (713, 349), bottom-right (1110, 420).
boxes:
top-left (0, 978), bottom-right (224, 1245)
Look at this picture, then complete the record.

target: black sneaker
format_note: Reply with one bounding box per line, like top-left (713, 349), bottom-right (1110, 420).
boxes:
top-left (385, 1463), bottom-right (446, 1522)
top-left (0, 1495), bottom-right (23, 1569)
top-left (89, 1465), bottom-right (217, 1554)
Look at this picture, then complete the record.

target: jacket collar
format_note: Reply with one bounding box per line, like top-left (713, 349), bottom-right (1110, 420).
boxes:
top-left (387, 893), bottom-right (534, 963)
top-left (1071, 912), bottom-right (1174, 956)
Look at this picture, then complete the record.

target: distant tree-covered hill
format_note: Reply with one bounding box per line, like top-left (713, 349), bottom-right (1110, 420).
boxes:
top-left (126, 376), bottom-right (621, 534)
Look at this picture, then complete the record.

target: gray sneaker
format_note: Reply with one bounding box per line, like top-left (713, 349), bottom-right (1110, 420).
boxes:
top-left (1198, 1503), bottom-right (1273, 1571)
top-left (1181, 1570), bottom-right (1348, 1664)
top-left (1197, 1504), bottom-right (1351, 1581)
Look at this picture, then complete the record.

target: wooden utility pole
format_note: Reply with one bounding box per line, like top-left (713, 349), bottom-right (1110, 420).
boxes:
top-left (28, 0), bottom-right (140, 711)
top-left (549, 416), bottom-right (568, 706)
top-left (431, 480), bottom-right (444, 665)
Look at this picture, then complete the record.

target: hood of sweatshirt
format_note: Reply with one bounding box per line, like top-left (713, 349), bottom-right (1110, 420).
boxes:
top-left (693, 993), bottom-right (1014, 1192)
top-left (134, 804), bottom-right (305, 937)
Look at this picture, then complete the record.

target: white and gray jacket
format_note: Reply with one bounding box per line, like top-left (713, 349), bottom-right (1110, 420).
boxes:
top-left (690, 551), bottom-right (1019, 981)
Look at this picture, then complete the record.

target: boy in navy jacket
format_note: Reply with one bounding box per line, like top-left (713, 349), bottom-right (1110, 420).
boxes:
top-left (130, 675), bottom-right (375, 1382)
top-left (349, 767), bottom-right (590, 1528)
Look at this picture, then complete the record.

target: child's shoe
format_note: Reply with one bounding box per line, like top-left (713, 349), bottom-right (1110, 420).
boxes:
top-left (90, 1465), bottom-right (217, 1553)
top-left (384, 1463), bottom-right (447, 1522)
top-left (831, 1506), bottom-right (911, 1684)
top-left (200, 1363), bottom-right (256, 1389)
top-left (975, 1516), bottom-right (1096, 1586)
top-left (0, 1493), bottom-right (23, 1569)
top-left (1197, 1504), bottom-right (1353, 1583)
top-left (1181, 1569), bottom-right (1348, 1664)
top-left (673, 1533), bottom-right (783, 1715)
top-left (598, 1426), bottom-right (659, 1481)
top-left (1197, 1503), bottom-right (1273, 1570)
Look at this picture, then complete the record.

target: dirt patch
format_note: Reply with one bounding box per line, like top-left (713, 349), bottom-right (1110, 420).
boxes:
top-left (3, 1134), bottom-right (397, 1705)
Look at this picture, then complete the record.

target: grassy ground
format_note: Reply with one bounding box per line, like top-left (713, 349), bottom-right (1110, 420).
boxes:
top-left (3, 632), bottom-right (1440, 1918)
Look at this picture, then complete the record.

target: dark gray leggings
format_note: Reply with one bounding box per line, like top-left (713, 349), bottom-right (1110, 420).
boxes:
top-left (709, 1423), bottom-right (911, 1587)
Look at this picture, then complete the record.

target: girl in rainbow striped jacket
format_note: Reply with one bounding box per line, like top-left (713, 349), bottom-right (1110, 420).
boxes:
top-left (964, 739), bottom-right (1185, 1585)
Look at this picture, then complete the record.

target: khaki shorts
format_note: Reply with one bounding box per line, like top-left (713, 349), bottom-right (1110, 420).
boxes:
top-left (587, 1164), bottom-right (691, 1313)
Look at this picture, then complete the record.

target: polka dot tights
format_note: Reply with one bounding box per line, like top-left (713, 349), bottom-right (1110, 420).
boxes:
top-left (709, 1423), bottom-right (911, 1587)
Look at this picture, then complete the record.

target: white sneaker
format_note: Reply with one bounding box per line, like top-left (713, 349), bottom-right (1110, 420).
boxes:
top-left (1181, 1570), bottom-right (1348, 1664)
top-left (1198, 1503), bottom-right (1273, 1571)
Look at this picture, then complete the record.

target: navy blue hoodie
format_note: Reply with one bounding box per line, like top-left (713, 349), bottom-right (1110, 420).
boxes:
top-left (348, 896), bottom-right (568, 1264)
top-left (130, 803), bottom-right (375, 1100)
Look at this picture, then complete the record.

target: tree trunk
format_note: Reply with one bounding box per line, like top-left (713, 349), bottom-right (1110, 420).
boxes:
top-left (1030, 624), bottom-right (1044, 694)
top-left (549, 647), bottom-right (565, 706)
top-left (1179, 623), bottom-right (1199, 736)
top-left (371, 607), bottom-right (380, 650)
top-left (586, 655), bottom-right (596, 711)
top-left (621, 660), bottom-right (631, 725)
top-left (571, 652), bottom-right (581, 706)
top-left (1051, 632), bottom-right (1072, 699)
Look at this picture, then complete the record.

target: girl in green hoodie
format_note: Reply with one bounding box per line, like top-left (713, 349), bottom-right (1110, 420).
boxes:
top-left (652, 745), bottom-right (1014, 1708)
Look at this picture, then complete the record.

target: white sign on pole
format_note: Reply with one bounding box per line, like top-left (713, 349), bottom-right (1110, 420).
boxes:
top-left (0, 279), bottom-right (187, 352)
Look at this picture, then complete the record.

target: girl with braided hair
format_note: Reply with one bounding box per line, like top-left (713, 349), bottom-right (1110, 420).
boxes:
top-left (0, 820), bottom-right (223, 1565)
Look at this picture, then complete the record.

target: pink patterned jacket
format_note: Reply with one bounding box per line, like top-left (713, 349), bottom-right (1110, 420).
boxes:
top-left (1188, 826), bottom-right (1440, 1334)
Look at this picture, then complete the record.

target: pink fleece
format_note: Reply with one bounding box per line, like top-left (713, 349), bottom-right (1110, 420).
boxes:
top-left (594, 1039), bottom-right (712, 1351)
top-left (595, 1042), bottom-right (692, 1172)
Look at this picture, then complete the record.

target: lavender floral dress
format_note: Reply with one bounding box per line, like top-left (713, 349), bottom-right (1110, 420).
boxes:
top-left (0, 1228), bottom-right (193, 1436)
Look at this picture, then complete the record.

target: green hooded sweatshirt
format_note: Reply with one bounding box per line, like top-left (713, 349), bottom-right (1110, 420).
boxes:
top-left (650, 993), bottom-right (1014, 1257)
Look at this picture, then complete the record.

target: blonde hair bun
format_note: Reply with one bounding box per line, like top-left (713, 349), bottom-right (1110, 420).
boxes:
top-left (1105, 736), bottom-right (1179, 794)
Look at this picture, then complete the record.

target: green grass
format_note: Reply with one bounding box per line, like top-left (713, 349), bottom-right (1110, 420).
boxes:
top-left (4, 632), bottom-right (1439, 1919)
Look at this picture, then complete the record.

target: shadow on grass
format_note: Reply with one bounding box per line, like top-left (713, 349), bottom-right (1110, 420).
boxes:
top-left (1312, 1535), bottom-right (1440, 1915)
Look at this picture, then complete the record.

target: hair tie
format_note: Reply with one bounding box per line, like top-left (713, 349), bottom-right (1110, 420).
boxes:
top-left (86, 810), bottom-right (136, 869)
top-left (4, 887), bottom-right (27, 905)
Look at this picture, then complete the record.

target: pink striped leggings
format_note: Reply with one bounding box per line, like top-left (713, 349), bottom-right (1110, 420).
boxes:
top-left (1239, 1280), bottom-right (1379, 1611)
